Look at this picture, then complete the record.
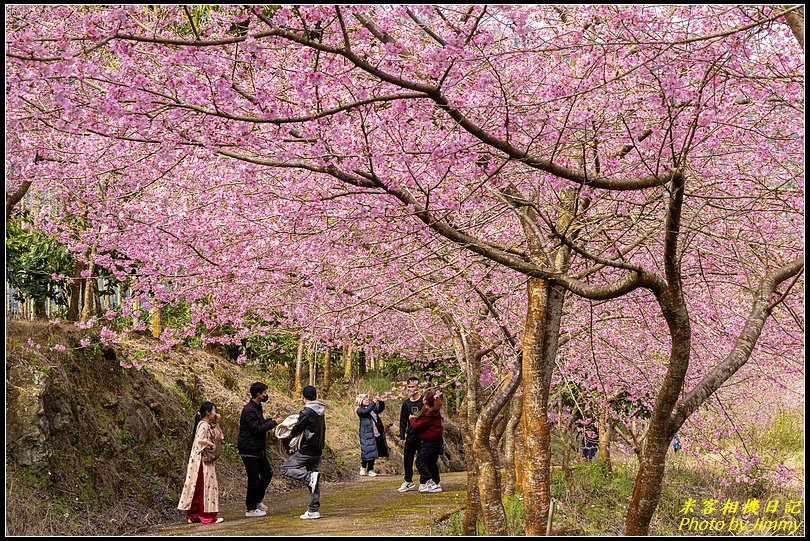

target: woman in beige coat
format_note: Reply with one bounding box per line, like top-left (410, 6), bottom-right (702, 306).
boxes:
top-left (178, 401), bottom-right (225, 524)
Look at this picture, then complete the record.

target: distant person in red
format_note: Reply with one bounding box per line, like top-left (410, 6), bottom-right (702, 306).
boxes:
top-left (409, 391), bottom-right (444, 493)
top-left (178, 401), bottom-right (224, 524)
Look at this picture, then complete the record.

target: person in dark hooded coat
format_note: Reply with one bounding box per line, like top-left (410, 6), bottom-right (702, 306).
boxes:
top-left (356, 393), bottom-right (389, 476)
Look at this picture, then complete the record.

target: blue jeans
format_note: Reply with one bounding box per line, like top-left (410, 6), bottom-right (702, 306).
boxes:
top-left (281, 451), bottom-right (321, 512)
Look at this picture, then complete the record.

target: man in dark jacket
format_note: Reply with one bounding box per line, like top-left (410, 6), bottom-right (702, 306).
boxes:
top-left (397, 376), bottom-right (423, 492)
top-left (238, 382), bottom-right (282, 517)
top-left (280, 385), bottom-right (326, 520)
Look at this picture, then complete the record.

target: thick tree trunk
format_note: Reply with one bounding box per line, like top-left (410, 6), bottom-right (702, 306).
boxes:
top-left (514, 422), bottom-right (527, 497)
top-left (625, 290), bottom-right (691, 535)
top-left (343, 344), bottom-right (352, 382)
top-left (503, 395), bottom-right (523, 497)
top-left (322, 346), bottom-right (332, 393)
top-left (358, 347), bottom-right (366, 377)
top-left (597, 401), bottom-right (613, 470)
top-left (624, 256), bottom-right (803, 534)
top-left (461, 399), bottom-right (481, 536)
top-left (6, 180), bottom-right (32, 220)
top-left (452, 324), bottom-right (481, 537)
top-left (474, 364), bottom-right (520, 535)
top-left (33, 297), bottom-right (47, 319)
top-left (521, 279), bottom-right (566, 536)
top-left (561, 425), bottom-right (572, 481)
top-left (308, 343), bottom-right (317, 386)
top-left (80, 275), bottom-right (95, 322)
top-left (490, 408), bottom-right (509, 472)
top-left (295, 338), bottom-right (305, 396)
top-left (67, 260), bottom-right (85, 321)
top-left (80, 247), bottom-right (99, 323)
top-left (783, 5), bottom-right (804, 50)
top-left (626, 429), bottom-right (673, 534)
top-left (152, 306), bottom-right (161, 339)
top-left (474, 421), bottom-right (508, 535)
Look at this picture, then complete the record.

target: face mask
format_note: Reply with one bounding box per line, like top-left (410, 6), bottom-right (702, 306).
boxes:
top-left (261, 395), bottom-right (269, 402)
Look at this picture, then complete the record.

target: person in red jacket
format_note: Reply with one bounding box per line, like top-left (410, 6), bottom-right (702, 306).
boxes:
top-left (408, 391), bottom-right (444, 493)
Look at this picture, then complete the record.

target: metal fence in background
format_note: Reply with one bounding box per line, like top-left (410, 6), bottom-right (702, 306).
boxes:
top-left (6, 278), bottom-right (129, 320)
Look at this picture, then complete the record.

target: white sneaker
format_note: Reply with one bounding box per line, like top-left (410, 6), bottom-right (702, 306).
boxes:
top-left (367, 470), bottom-right (378, 477)
top-left (427, 482), bottom-right (443, 493)
top-left (398, 481), bottom-right (416, 492)
top-left (299, 510), bottom-right (321, 520)
top-left (308, 471), bottom-right (320, 493)
top-left (359, 467), bottom-right (367, 476)
top-left (418, 482), bottom-right (429, 492)
top-left (245, 508), bottom-right (267, 517)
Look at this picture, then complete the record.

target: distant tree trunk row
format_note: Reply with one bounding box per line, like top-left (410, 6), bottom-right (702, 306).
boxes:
top-left (289, 339), bottom-right (383, 398)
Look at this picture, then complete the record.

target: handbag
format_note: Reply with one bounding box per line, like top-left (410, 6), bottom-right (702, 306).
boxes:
top-left (201, 427), bottom-right (222, 463)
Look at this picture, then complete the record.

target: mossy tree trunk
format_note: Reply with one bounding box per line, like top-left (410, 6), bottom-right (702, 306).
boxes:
top-left (597, 400), bottom-right (614, 470)
top-left (503, 395), bottom-right (523, 497)
top-left (322, 346), bottom-right (332, 393)
top-left (295, 338), bottom-right (305, 396)
top-left (521, 279), bottom-right (566, 536)
top-left (474, 368), bottom-right (520, 536)
top-left (357, 347), bottom-right (366, 378)
top-left (342, 344), bottom-right (352, 382)
top-left (67, 260), bottom-right (85, 321)
top-left (80, 261), bottom-right (95, 323)
top-left (308, 343), bottom-right (317, 387)
top-left (455, 329), bottom-right (481, 537)
top-left (33, 297), bottom-right (47, 319)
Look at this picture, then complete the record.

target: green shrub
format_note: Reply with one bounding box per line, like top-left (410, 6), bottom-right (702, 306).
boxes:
top-left (761, 411), bottom-right (803, 454)
top-left (504, 494), bottom-right (526, 535)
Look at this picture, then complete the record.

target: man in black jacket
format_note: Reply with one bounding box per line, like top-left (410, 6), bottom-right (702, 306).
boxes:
top-left (280, 385), bottom-right (326, 520)
top-left (238, 382), bottom-right (282, 517)
top-left (397, 376), bottom-right (423, 492)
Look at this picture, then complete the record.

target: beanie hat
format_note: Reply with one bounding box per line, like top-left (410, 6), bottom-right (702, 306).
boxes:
top-left (303, 385), bottom-right (317, 400)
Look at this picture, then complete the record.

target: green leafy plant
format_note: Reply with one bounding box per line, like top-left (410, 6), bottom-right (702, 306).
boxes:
top-left (6, 215), bottom-right (75, 310)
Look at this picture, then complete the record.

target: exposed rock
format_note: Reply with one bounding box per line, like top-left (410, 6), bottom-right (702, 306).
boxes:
top-left (7, 362), bottom-right (51, 471)
top-left (440, 419), bottom-right (467, 472)
top-left (101, 395), bottom-right (119, 409)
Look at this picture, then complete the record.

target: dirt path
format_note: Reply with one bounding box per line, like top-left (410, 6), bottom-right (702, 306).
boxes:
top-left (151, 471), bottom-right (466, 536)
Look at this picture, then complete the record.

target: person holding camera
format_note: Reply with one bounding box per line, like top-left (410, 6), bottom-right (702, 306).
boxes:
top-left (356, 393), bottom-right (389, 477)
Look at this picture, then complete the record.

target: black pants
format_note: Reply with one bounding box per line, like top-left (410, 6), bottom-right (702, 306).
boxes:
top-left (415, 437), bottom-right (442, 484)
top-left (242, 455), bottom-right (272, 511)
top-left (403, 437), bottom-right (421, 482)
top-left (361, 459), bottom-right (375, 470)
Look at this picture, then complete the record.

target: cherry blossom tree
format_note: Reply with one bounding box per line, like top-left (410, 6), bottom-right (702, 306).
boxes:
top-left (6, 4), bottom-right (803, 535)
